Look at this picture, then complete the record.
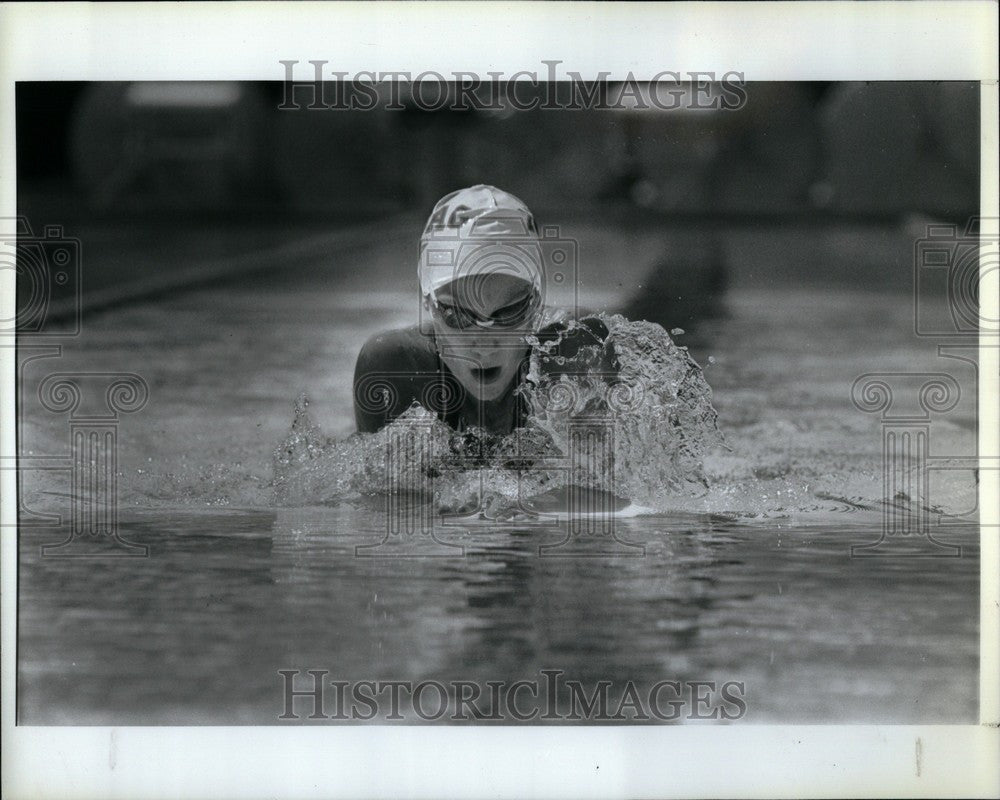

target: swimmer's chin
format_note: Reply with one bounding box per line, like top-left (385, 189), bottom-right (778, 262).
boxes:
top-left (462, 382), bottom-right (508, 402)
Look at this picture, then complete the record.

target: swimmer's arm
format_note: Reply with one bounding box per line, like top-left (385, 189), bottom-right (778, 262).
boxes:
top-left (353, 338), bottom-right (392, 433)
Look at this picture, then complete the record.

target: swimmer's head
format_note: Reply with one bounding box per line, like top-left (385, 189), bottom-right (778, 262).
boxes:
top-left (418, 184), bottom-right (543, 300)
top-left (419, 185), bottom-right (543, 401)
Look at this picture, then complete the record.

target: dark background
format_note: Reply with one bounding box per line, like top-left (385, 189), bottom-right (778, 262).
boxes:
top-left (17, 81), bottom-right (978, 220)
top-left (14, 80), bottom-right (980, 327)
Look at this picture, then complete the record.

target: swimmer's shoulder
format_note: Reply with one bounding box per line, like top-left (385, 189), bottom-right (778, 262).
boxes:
top-left (355, 324), bottom-right (439, 373)
top-left (353, 326), bottom-right (444, 433)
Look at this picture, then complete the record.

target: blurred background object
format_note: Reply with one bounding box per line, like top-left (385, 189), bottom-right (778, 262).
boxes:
top-left (15, 80), bottom-right (980, 329)
top-left (18, 80), bottom-right (979, 220)
top-left (818, 82), bottom-right (979, 218)
top-left (68, 82), bottom-right (271, 212)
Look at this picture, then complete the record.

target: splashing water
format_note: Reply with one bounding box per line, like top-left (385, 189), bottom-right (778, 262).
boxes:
top-left (271, 314), bottom-right (724, 514)
top-left (14, 281), bottom-right (978, 522)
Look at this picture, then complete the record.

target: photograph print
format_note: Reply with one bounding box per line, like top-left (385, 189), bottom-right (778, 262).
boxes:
top-left (11, 70), bottom-right (987, 729)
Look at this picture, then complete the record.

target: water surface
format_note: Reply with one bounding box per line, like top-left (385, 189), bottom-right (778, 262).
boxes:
top-left (17, 220), bottom-right (980, 724)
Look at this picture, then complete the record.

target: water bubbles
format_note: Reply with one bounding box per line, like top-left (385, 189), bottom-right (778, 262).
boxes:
top-left (271, 314), bottom-right (724, 513)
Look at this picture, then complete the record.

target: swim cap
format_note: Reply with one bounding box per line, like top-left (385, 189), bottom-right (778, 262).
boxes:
top-left (418, 184), bottom-right (543, 299)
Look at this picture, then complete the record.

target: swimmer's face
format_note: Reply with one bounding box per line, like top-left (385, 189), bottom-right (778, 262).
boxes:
top-left (428, 274), bottom-right (540, 402)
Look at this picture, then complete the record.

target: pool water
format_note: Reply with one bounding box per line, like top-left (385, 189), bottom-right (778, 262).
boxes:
top-left (16, 219), bottom-right (981, 723)
top-left (18, 512), bottom-right (978, 724)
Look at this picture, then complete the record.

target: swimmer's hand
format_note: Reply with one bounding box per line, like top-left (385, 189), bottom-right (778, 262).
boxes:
top-left (534, 316), bottom-right (617, 377)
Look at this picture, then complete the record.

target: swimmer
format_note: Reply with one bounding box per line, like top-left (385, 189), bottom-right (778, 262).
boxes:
top-left (353, 184), bottom-right (616, 435)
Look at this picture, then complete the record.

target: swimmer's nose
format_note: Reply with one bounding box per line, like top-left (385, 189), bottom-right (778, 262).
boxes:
top-left (470, 340), bottom-right (514, 358)
top-left (462, 336), bottom-right (507, 355)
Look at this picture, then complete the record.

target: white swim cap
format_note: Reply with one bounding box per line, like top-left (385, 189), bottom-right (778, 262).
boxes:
top-left (418, 184), bottom-right (543, 299)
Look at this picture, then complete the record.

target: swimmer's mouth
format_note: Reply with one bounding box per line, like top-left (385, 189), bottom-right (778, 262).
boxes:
top-left (470, 366), bottom-right (503, 384)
